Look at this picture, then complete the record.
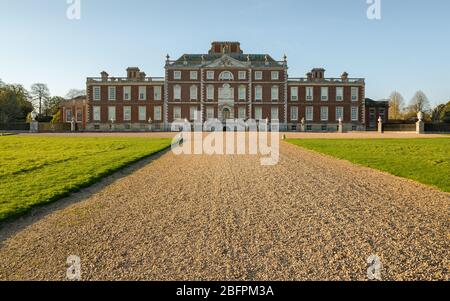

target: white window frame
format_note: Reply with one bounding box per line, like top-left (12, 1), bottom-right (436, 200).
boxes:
top-left (138, 106), bottom-right (146, 121)
top-left (93, 106), bottom-right (101, 121)
top-left (238, 71), bottom-right (246, 80)
top-left (238, 107), bottom-right (246, 119)
top-left (336, 87), bottom-right (344, 101)
top-left (173, 106), bottom-right (181, 120)
top-left (238, 85), bottom-right (246, 101)
top-left (173, 71), bottom-right (181, 80)
top-left (189, 106), bottom-right (197, 121)
top-left (123, 106), bottom-right (131, 121)
top-left (306, 106), bottom-right (314, 121)
top-left (291, 87), bottom-right (298, 101)
top-left (206, 107), bottom-right (214, 119)
top-left (255, 71), bottom-right (263, 81)
top-left (207, 85), bottom-right (214, 100)
top-left (174, 85), bottom-right (181, 100)
top-left (255, 85), bottom-right (263, 101)
top-left (65, 109), bottom-right (72, 122)
top-left (190, 85), bottom-right (198, 100)
top-left (108, 86), bottom-right (116, 101)
top-left (254, 106), bottom-right (262, 120)
top-left (351, 106), bottom-right (359, 121)
top-left (139, 86), bottom-right (147, 101)
top-left (306, 87), bottom-right (313, 101)
top-left (206, 71), bottom-right (214, 80)
top-left (271, 86), bottom-right (279, 101)
top-left (271, 71), bottom-right (279, 80)
top-left (123, 86), bottom-right (131, 101)
top-left (108, 106), bottom-right (116, 121)
top-left (190, 71), bottom-right (198, 80)
top-left (154, 106), bottom-right (162, 121)
top-left (321, 106), bottom-right (329, 121)
top-left (76, 109), bottom-right (82, 122)
top-left (93, 86), bottom-right (101, 101)
top-left (336, 106), bottom-right (344, 121)
top-left (321, 87), bottom-right (329, 101)
top-left (351, 87), bottom-right (359, 102)
top-left (154, 86), bottom-right (162, 101)
top-left (271, 107), bottom-right (279, 120)
top-left (291, 106), bottom-right (298, 121)
top-left (219, 71), bottom-right (234, 81)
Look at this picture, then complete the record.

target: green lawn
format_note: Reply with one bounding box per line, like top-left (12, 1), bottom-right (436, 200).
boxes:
top-left (286, 138), bottom-right (450, 193)
top-left (0, 136), bottom-right (172, 222)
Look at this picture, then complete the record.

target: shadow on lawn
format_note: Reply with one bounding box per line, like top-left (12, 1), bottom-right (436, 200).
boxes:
top-left (0, 147), bottom-right (173, 246)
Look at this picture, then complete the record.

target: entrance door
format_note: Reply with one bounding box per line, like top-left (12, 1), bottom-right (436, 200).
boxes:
top-left (223, 108), bottom-right (231, 120)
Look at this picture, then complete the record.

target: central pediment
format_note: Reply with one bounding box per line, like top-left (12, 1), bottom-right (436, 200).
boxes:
top-left (205, 54), bottom-right (250, 68)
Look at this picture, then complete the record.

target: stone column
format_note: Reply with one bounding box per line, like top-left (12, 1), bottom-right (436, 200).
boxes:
top-left (378, 116), bottom-right (383, 134)
top-left (338, 118), bottom-right (344, 133)
top-left (416, 112), bottom-right (425, 134)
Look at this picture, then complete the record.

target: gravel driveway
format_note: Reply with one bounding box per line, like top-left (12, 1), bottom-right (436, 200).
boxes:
top-left (0, 141), bottom-right (448, 280)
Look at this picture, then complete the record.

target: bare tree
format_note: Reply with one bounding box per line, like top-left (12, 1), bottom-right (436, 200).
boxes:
top-left (30, 83), bottom-right (50, 115)
top-left (65, 89), bottom-right (86, 99)
top-left (388, 91), bottom-right (405, 120)
top-left (408, 90), bottom-right (431, 114)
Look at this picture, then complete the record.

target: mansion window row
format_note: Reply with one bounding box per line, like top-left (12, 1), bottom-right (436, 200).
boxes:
top-left (92, 86), bottom-right (162, 101)
top-left (289, 86), bottom-right (360, 102)
top-left (172, 70), bottom-right (281, 81)
top-left (92, 105), bottom-right (162, 122)
top-left (172, 85), bottom-right (281, 101)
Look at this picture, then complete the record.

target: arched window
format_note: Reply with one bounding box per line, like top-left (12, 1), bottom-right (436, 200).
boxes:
top-left (190, 85), bottom-right (198, 100)
top-left (219, 71), bottom-right (234, 81)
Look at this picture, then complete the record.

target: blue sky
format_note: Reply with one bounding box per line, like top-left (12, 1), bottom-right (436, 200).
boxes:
top-left (0, 0), bottom-right (449, 106)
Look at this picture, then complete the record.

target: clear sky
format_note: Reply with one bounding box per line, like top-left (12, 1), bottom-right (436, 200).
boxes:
top-left (0, 0), bottom-right (449, 106)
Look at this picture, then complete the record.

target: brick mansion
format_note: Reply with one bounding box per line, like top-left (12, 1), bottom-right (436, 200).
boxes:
top-left (62, 41), bottom-right (388, 132)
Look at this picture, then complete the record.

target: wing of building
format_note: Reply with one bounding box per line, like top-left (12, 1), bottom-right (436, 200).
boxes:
top-left (80, 41), bottom-right (387, 132)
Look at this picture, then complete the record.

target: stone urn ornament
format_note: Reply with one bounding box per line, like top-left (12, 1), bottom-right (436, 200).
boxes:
top-left (417, 112), bottom-right (424, 122)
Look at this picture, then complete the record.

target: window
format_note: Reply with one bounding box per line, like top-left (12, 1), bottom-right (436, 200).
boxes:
top-left (336, 107), bottom-right (344, 121)
top-left (76, 109), bottom-right (82, 122)
top-left (238, 85), bottom-right (246, 101)
top-left (93, 106), bottom-right (101, 121)
top-left (154, 106), bottom-right (162, 121)
top-left (306, 106), bottom-right (314, 121)
top-left (291, 87), bottom-right (298, 101)
top-left (255, 71), bottom-right (263, 80)
top-left (123, 86), bottom-right (131, 101)
top-left (206, 71), bottom-right (214, 80)
top-left (93, 86), bottom-right (101, 101)
top-left (321, 87), bottom-right (328, 101)
top-left (190, 107), bottom-right (198, 120)
top-left (219, 71), bottom-right (234, 81)
top-left (271, 71), bottom-right (279, 80)
top-left (138, 106), bottom-right (147, 121)
top-left (174, 71), bottom-right (181, 80)
top-left (206, 107), bottom-right (214, 119)
top-left (173, 106), bottom-right (181, 120)
top-left (351, 87), bottom-right (359, 101)
top-left (108, 106), bottom-right (116, 121)
top-left (321, 106), bottom-right (329, 121)
top-left (271, 86), bottom-right (279, 101)
top-left (123, 106), bottom-right (131, 121)
top-left (271, 107), bottom-right (279, 120)
top-left (207, 85), bottom-right (214, 100)
top-left (255, 86), bottom-right (263, 101)
top-left (174, 85), bottom-right (181, 100)
top-left (154, 86), bottom-right (162, 100)
top-left (306, 87), bottom-right (313, 101)
top-left (139, 86), bottom-right (146, 100)
top-left (190, 71), bottom-right (198, 80)
top-left (238, 71), bottom-right (246, 80)
top-left (351, 106), bottom-right (359, 121)
top-left (65, 109), bottom-right (72, 122)
top-left (336, 87), bottom-right (344, 101)
top-left (238, 107), bottom-right (246, 119)
top-left (291, 106), bottom-right (298, 121)
top-left (190, 85), bottom-right (198, 100)
top-left (306, 125), bottom-right (312, 131)
top-left (108, 86), bottom-right (116, 101)
top-left (254, 106), bottom-right (262, 120)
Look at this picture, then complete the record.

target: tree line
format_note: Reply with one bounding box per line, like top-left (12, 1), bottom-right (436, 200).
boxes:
top-left (0, 79), bottom-right (85, 124)
top-left (388, 90), bottom-right (450, 123)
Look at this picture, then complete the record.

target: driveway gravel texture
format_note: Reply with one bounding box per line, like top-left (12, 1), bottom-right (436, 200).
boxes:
top-left (0, 139), bottom-right (448, 281)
